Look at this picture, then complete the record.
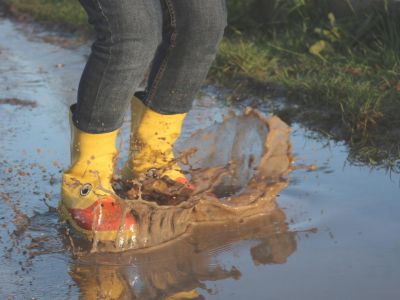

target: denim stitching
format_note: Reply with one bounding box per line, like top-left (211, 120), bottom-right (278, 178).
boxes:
top-left (87, 0), bottom-right (113, 130)
top-left (146, 0), bottom-right (176, 107)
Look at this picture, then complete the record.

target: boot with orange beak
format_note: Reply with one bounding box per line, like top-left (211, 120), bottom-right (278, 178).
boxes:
top-left (59, 110), bottom-right (137, 242)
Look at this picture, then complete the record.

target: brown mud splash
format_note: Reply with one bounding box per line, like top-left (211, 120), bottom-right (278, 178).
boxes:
top-left (0, 192), bottom-right (30, 237)
top-left (71, 209), bottom-right (298, 299)
top-left (73, 108), bottom-right (293, 252)
top-left (0, 97), bottom-right (37, 108)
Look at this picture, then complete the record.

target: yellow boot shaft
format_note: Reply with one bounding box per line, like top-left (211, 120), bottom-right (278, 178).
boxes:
top-left (67, 127), bottom-right (118, 183)
top-left (126, 97), bottom-right (186, 181)
top-left (62, 126), bottom-right (118, 209)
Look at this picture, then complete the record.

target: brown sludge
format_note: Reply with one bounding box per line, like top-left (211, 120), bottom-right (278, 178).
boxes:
top-left (73, 209), bottom-right (297, 299)
top-left (0, 97), bottom-right (37, 107)
top-left (93, 108), bottom-right (293, 252)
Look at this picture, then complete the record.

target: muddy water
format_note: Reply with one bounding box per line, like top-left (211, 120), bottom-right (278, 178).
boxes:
top-left (0, 16), bottom-right (399, 299)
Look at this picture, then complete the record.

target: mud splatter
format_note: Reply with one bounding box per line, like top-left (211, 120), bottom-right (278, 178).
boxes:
top-left (0, 97), bottom-right (37, 107)
top-left (70, 209), bottom-right (298, 299)
top-left (66, 109), bottom-right (293, 253)
top-left (0, 192), bottom-right (30, 237)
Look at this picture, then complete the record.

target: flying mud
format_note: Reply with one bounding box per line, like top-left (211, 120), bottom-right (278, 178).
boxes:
top-left (67, 109), bottom-right (293, 252)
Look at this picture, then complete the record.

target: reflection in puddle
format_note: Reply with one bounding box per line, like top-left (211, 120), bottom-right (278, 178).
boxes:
top-left (70, 209), bottom-right (297, 299)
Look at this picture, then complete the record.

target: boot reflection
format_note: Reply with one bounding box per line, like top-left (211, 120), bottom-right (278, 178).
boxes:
top-left (70, 265), bottom-right (134, 300)
top-left (71, 208), bottom-right (297, 299)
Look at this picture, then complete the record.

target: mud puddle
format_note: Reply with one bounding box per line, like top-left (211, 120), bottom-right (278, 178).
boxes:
top-left (0, 16), bottom-right (400, 300)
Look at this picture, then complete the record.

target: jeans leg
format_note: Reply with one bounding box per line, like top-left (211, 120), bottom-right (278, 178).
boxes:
top-left (74, 0), bottom-right (162, 133)
top-left (136, 0), bottom-right (227, 114)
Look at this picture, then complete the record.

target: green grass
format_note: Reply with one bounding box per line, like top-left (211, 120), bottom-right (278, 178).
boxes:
top-left (212, 36), bottom-right (400, 168)
top-left (3, 0), bottom-right (86, 28)
top-left (2, 0), bottom-right (400, 168)
top-left (211, 1), bottom-right (400, 168)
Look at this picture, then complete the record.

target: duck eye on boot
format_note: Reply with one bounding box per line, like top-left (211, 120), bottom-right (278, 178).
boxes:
top-left (80, 183), bottom-right (92, 196)
top-left (59, 112), bottom-right (137, 242)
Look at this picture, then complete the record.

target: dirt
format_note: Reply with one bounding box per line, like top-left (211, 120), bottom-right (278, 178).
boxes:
top-left (0, 14), bottom-right (399, 300)
top-left (0, 97), bottom-right (37, 107)
top-left (71, 209), bottom-right (298, 299)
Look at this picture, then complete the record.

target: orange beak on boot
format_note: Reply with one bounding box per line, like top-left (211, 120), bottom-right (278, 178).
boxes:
top-left (59, 119), bottom-right (137, 242)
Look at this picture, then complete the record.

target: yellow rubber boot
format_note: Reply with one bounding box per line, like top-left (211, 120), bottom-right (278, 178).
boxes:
top-left (166, 290), bottom-right (200, 300)
top-left (72, 265), bottom-right (127, 300)
top-left (124, 97), bottom-right (188, 184)
top-left (59, 119), bottom-right (136, 242)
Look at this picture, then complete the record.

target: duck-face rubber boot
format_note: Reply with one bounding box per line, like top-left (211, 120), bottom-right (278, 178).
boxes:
top-left (59, 118), bottom-right (136, 242)
top-left (124, 97), bottom-right (189, 186)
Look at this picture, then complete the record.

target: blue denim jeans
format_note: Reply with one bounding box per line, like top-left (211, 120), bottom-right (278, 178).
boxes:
top-left (73, 0), bottom-right (227, 133)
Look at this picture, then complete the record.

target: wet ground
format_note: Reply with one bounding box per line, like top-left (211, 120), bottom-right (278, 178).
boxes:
top-left (0, 16), bottom-right (399, 300)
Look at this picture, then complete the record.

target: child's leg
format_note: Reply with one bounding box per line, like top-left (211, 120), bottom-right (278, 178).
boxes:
top-left (60, 0), bottom-right (164, 241)
top-left (73, 0), bottom-right (163, 133)
top-left (126, 0), bottom-right (227, 182)
top-left (136, 0), bottom-right (227, 114)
